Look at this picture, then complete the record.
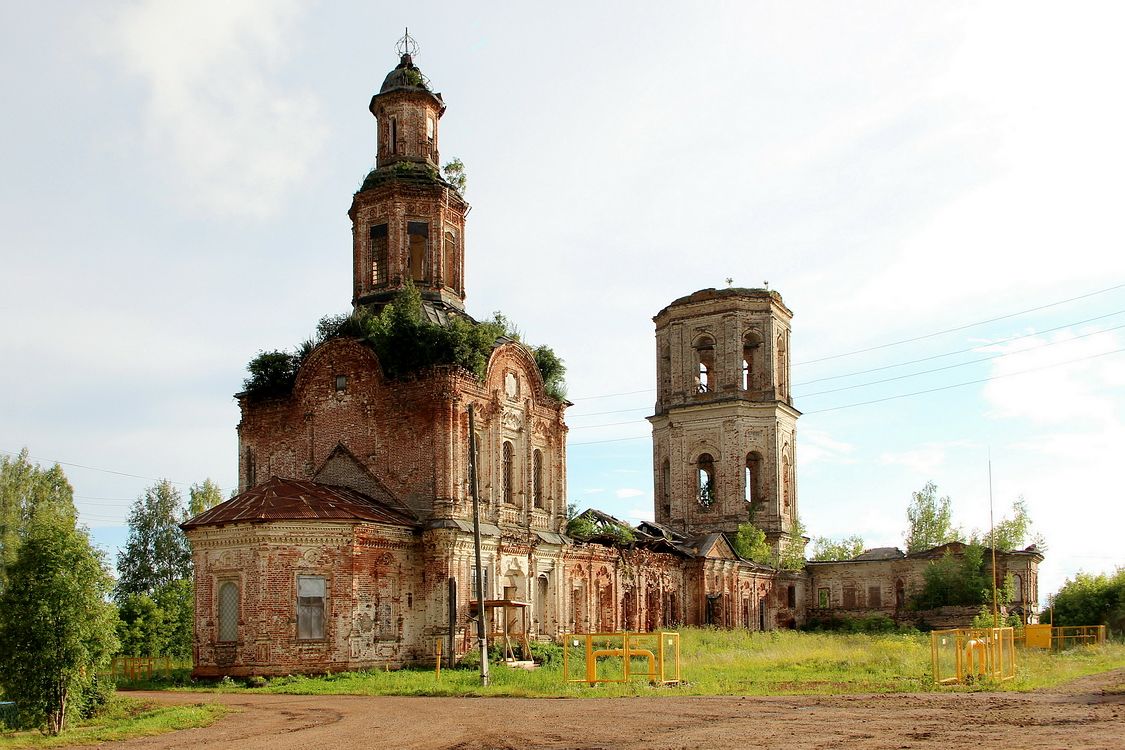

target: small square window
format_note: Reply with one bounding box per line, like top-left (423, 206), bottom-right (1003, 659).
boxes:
top-left (335, 375), bottom-right (347, 392)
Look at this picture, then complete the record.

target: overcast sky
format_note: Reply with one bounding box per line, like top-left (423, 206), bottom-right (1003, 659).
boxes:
top-left (2, 1), bottom-right (1122, 606)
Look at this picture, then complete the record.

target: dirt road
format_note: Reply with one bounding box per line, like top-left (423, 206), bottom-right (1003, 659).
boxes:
top-left (113, 669), bottom-right (1124, 750)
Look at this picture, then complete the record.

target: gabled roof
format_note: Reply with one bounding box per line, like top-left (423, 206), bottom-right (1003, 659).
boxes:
top-left (181, 477), bottom-right (417, 530)
top-left (853, 546), bottom-right (906, 561)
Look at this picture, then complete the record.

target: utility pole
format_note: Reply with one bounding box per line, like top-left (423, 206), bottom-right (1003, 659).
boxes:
top-left (989, 450), bottom-right (998, 628)
top-left (468, 404), bottom-right (490, 686)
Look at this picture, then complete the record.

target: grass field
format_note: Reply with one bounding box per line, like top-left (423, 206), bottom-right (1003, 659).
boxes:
top-left (0, 696), bottom-right (227, 748)
top-left (145, 628), bottom-right (1125, 698)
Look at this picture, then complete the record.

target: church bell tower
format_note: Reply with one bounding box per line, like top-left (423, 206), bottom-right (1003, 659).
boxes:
top-left (648, 288), bottom-right (800, 555)
top-left (350, 31), bottom-right (469, 313)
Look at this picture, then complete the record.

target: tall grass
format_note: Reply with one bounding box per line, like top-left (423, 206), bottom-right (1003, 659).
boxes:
top-left (165, 628), bottom-right (1125, 698)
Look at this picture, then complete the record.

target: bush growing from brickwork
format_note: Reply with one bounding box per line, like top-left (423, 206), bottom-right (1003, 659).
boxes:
top-left (242, 282), bottom-right (568, 402)
top-left (911, 542), bottom-right (989, 610)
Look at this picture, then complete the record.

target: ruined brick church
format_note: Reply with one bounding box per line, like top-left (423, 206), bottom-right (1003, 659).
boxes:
top-left (182, 43), bottom-right (1042, 676)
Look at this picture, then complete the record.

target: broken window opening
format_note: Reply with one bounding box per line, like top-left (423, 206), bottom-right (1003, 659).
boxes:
top-left (776, 333), bottom-right (788, 399)
top-left (217, 580), bottom-right (238, 642)
top-left (501, 440), bottom-right (514, 504)
top-left (895, 579), bottom-right (906, 609)
top-left (532, 449), bottom-right (543, 508)
top-left (742, 331), bottom-right (762, 390)
top-left (786, 585), bottom-right (796, 609)
top-left (782, 451), bottom-right (792, 510)
top-left (335, 374), bottom-right (347, 392)
top-left (744, 452), bottom-right (762, 505)
top-left (842, 586), bottom-right (857, 609)
top-left (443, 230), bottom-right (456, 289)
top-left (868, 585), bottom-right (882, 609)
top-left (817, 587), bottom-right (830, 608)
top-left (296, 575), bottom-right (326, 640)
top-left (408, 221), bottom-right (428, 282)
top-left (697, 453), bottom-right (716, 508)
top-left (390, 118), bottom-right (397, 155)
top-left (370, 224), bottom-right (388, 286)
top-left (694, 335), bottom-right (715, 393)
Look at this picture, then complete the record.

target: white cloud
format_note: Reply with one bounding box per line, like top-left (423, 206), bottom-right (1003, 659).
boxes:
top-left (981, 329), bottom-right (1124, 425)
top-left (879, 440), bottom-right (974, 475)
top-left (625, 505), bottom-right (654, 524)
top-left (800, 429), bottom-right (856, 466)
top-left (615, 488), bottom-right (644, 499)
top-left (109, 0), bottom-right (325, 217)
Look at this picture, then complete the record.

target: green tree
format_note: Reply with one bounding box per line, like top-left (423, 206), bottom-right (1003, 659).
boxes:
top-left (152, 579), bottom-right (194, 659)
top-left (116, 480), bottom-right (191, 600)
top-left (188, 478), bottom-right (224, 517)
top-left (904, 481), bottom-right (963, 553)
top-left (778, 517), bottom-right (809, 570)
top-left (809, 534), bottom-right (865, 561)
top-left (0, 521), bottom-right (118, 733)
top-left (970, 497), bottom-right (1044, 552)
top-left (116, 593), bottom-right (165, 657)
top-left (912, 541), bottom-right (989, 610)
top-left (1049, 568), bottom-right (1125, 633)
top-left (0, 448), bottom-right (77, 586)
top-left (731, 522), bottom-right (772, 564)
top-left (442, 157), bottom-right (467, 194)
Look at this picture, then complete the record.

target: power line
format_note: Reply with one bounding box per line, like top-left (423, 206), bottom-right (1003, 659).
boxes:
top-left (796, 322), bottom-right (1125, 399)
top-left (803, 345), bottom-right (1125, 415)
top-left (794, 309), bottom-right (1125, 387)
top-left (0, 448), bottom-right (230, 496)
top-left (794, 281), bottom-right (1125, 366)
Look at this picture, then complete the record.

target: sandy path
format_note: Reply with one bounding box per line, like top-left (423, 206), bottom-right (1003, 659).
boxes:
top-left (107, 668), bottom-right (1124, 750)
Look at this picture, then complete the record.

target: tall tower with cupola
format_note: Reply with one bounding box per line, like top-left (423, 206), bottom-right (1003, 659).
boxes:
top-left (350, 31), bottom-right (469, 313)
top-left (648, 288), bottom-right (800, 554)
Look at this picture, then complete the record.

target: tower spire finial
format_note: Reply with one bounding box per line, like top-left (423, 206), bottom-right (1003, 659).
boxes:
top-left (396, 27), bottom-right (419, 61)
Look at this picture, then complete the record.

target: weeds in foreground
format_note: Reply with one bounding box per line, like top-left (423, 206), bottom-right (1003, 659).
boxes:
top-left (0, 696), bottom-right (227, 748)
top-left (157, 629), bottom-right (1125, 698)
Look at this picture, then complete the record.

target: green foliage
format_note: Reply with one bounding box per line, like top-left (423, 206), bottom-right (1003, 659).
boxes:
top-left (778, 517), bottom-right (809, 570)
top-left (0, 521), bottom-right (119, 734)
top-left (565, 511), bottom-right (633, 545)
top-left (533, 345), bottom-right (567, 401)
top-left (969, 497), bottom-right (1044, 552)
top-left (731, 522), bottom-right (772, 564)
top-left (242, 350), bottom-right (301, 397)
top-left (970, 606), bottom-right (1021, 629)
top-left (442, 157), bottom-right (467, 194)
top-left (241, 282), bottom-right (567, 402)
top-left (1049, 568), bottom-right (1125, 634)
top-left (810, 534), bottom-right (866, 561)
top-left (115, 580), bottom-right (194, 659)
top-left (116, 481), bottom-right (192, 601)
top-left (0, 448), bottom-right (77, 588)
top-left (187, 479), bottom-right (223, 518)
top-left (912, 542), bottom-right (989, 610)
top-left (904, 481), bottom-right (963, 553)
top-left (802, 614), bottom-right (908, 634)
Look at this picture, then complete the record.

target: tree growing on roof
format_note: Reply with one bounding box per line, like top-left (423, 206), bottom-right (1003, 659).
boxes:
top-left (904, 481), bottom-right (963, 553)
top-left (731, 522), bottom-right (772, 564)
top-left (809, 534), bottom-right (865, 561)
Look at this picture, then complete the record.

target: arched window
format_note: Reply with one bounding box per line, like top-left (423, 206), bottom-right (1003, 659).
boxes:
top-left (217, 581), bottom-right (239, 643)
top-left (661, 458), bottom-right (671, 516)
top-left (776, 333), bottom-right (788, 399)
top-left (443, 230), bottom-right (456, 289)
top-left (370, 224), bottom-right (388, 286)
top-left (745, 452), bottom-right (762, 505)
top-left (694, 335), bottom-right (715, 393)
top-left (697, 453), bottom-right (715, 507)
top-left (742, 331), bottom-right (762, 390)
top-left (390, 117), bottom-right (398, 154)
top-left (781, 450), bottom-right (792, 510)
top-left (1012, 574), bottom-right (1024, 602)
top-left (532, 449), bottom-right (543, 508)
top-left (502, 440), bottom-right (514, 504)
top-left (408, 221), bottom-right (428, 281)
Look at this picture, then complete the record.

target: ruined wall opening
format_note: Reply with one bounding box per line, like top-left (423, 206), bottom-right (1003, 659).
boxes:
top-left (661, 458), bottom-right (671, 516)
top-left (532, 449), bottom-right (543, 508)
top-left (744, 451), bottom-right (762, 506)
top-left (443, 230), bottom-right (456, 289)
top-left (501, 440), bottom-right (514, 505)
top-left (370, 224), bottom-right (388, 286)
top-left (694, 335), bottom-right (715, 393)
top-left (408, 221), bottom-right (428, 281)
top-left (697, 453), bottom-right (716, 508)
top-left (742, 330), bottom-right (762, 390)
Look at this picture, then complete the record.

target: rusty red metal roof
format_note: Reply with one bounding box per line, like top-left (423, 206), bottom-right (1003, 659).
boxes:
top-left (181, 476), bottom-right (417, 529)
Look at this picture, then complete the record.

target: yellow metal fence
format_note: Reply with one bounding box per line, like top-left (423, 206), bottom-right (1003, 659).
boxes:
top-left (1024, 624), bottom-right (1106, 650)
top-left (931, 627), bottom-right (1017, 684)
top-left (562, 631), bottom-right (681, 685)
top-left (105, 656), bottom-right (184, 682)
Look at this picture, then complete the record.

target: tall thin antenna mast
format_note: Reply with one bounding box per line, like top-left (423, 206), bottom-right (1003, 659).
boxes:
top-left (989, 448), bottom-right (998, 627)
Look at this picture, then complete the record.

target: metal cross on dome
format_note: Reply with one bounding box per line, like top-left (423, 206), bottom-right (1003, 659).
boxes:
top-left (396, 28), bottom-right (419, 58)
